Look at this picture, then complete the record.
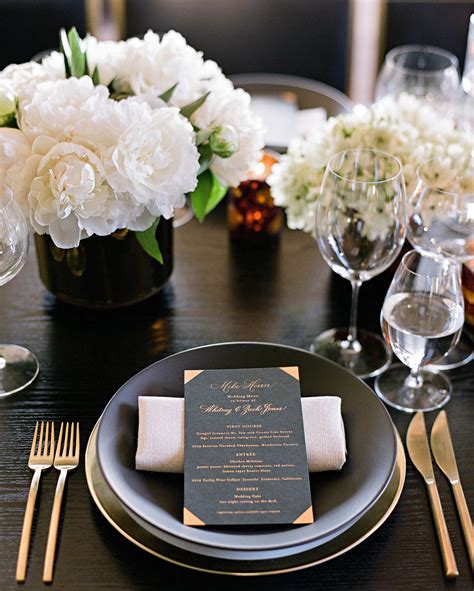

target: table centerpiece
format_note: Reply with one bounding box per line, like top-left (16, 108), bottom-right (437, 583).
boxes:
top-left (268, 93), bottom-right (472, 238)
top-left (0, 28), bottom-right (263, 308)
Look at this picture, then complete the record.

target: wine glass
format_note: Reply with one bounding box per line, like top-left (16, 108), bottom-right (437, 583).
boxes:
top-left (312, 148), bottom-right (406, 378)
top-left (456, 14), bottom-right (474, 134)
top-left (375, 250), bottom-right (464, 412)
top-left (407, 156), bottom-right (474, 368)
top-left (0, 188), bottom-right (39, 397)
top-left (375, 45), bottom-right (460, 115)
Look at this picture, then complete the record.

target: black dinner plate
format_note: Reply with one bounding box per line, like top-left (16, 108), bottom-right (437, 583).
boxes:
top-left (96, 342), bottom-right (397, 552)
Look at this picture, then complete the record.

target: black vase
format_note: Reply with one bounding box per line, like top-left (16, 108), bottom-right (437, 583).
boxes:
top-left (34, 219), bottom-right (173, 309)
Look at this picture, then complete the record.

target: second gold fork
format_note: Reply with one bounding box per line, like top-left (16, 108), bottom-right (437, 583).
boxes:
top-left (43, 422), bottom-right (80, 583)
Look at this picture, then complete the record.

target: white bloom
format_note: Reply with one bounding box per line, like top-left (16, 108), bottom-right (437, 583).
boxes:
top-left (104, 30), bottom-right (229, 107)
top-left (10, 135), bottom-right (134, 248)
top-left (0, 62), bottom-right (60, 103)
top-left (104, 98), bottom-right (199, 219)
top-left (268, 93), bottom-right (474, 235)
top-left (0, 29), bottom-right (267, 245)
top-left (0, 128), bottom-right (30, 186)
top-left (194, 88), bottom-right (264, 186)
top-left (19, 76), bottom-right (110, 142)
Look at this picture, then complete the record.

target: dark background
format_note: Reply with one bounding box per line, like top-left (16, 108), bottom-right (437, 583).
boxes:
top-left (0, 0), bottom-right (472, 93)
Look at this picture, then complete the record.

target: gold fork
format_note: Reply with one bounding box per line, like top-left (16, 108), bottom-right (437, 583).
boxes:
top-left (43, 422), bottom-right (80, 583)
top-left (16, 421), bottom-right (55, 583)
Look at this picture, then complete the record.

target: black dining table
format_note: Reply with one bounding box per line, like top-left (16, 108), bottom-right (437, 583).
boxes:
top-left (1, 204), bottom-right (472, 591)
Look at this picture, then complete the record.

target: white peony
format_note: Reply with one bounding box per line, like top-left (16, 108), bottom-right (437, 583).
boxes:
top-left (0, 29), bottom-right (263, 249)
top-left (0, 62), bottom-right (61, 103)
top-left (19, 76), bottom-right (110, 142)
top-left (0, 128), bottom-right (30, 186)
top-left (15, 135), bottom-right (140, 248)
top-left (193, 88), bottom-right (264, 187)
top-left (103, 98), bottom-right (199, 219)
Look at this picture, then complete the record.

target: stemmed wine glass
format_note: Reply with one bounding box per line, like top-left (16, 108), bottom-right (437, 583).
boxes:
top-left (407, 156), bottom-right (474, 368)
top-left (375, 250), bottom-right (464, 412)
top-left (312, 149), bottom-right (406, 378)
top-left (0, 188), bottom-right (39, 397)
top-left (376, 45), bottom-right (460, 115)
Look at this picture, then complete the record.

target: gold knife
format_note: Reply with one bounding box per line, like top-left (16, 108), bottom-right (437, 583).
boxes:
top-left (431, 410), bottom-right (474, 572)
top-left (406, 412), bottom-right (458, 579)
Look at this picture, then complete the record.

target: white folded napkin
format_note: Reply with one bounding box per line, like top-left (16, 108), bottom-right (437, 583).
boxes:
top-left (136, 395), bottom-right (346, 473)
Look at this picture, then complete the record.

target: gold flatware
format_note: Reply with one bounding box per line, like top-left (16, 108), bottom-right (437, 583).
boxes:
top-left (431, 410), bottom-right (474, 572)
top-left (406, 412), bottom-right (458, 579)
top-left (43, 422), bottom-right (80, 583)
top-left (16, 421), bottom-right (55, 583)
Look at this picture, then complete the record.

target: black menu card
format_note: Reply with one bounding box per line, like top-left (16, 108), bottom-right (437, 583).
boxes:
top-left (183, 367), bottom-right (314, 526)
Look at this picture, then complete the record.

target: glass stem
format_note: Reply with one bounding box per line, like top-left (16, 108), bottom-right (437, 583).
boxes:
top-left (347, 279), bottom-right (362, 348)
top-left (404, 367), bottom-right (424, 390)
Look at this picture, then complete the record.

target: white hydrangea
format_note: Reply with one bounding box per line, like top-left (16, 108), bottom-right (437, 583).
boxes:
top-left (268, 94), bottom-right (474, 235)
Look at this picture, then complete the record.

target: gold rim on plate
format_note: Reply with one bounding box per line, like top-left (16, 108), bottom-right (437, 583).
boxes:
top-left (85, 420), bottom-right (406, 576)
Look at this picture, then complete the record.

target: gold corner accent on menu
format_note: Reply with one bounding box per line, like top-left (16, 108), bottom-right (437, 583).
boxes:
top-left (183, 508), bottom-right (206, 526)
top-left (293, 506), bottom-right (314, 524)
top-left (184, 370), bottom-right (204, 384)
top-left (279, 366), bottom-right (300, 380)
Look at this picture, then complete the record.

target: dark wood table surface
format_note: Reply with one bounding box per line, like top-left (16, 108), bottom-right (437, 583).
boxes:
top-left (1, 206), bottom-right (473, 591)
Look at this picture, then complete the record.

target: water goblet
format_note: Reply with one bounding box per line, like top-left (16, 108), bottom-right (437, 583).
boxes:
top-left (312, 148), bottom-right (406, 378)
top-left (0, 188), bottom-right (39, 397)
top-left (375, 250), bottom-right (464, 412)
top-left (408, 156), bottom-right (474, 368)
top-left (375, 45), bottom-right (460, 115)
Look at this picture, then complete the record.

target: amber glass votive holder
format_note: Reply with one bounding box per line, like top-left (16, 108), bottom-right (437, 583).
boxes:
top-left (227, 152), bottom-right (284, 243)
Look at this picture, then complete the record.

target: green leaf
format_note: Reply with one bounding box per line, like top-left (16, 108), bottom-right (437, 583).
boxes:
top-left (107, 76), bottom-right (117, 93)
top-left (197, 143), bottom-right (213, 176)
top-left (59, 28), bottom-right (72, 77)
top-left (180, 91), bottom-right (210, 119)
top-left (195, 127), bottom-right (213, 145)
top-left (68, 27), bottom-right (86, 77)
top-left (91, 65), bottom-right (100, 86)
top-left (158, 83), bottom-right (178, 103)
top-left (190, 170), bottom-right (228, 222)
top-left (135, 218), bottom-right (163, 264)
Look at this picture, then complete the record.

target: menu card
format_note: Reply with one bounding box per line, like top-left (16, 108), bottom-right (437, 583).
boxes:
top-left (183, 367), bottom-right (314, 526)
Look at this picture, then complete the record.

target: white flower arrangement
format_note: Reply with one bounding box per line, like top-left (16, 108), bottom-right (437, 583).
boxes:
top-left (268, 93), bottom-right (473, 236)
top-left (0, 28), bottom-right (264, 258)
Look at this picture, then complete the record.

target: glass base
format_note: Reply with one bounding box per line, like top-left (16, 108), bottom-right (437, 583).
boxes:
top-left (374, 363), bottom-right (451, 413)
top-left (310, 327), bottom-right (392, 379)
top-left (0, 344), bottom-right (39, 398)
top-left (426, 332), bottom-right (473, 370)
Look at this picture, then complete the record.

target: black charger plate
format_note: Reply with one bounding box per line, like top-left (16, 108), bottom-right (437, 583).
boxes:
top-left (96, 342), bottom-right (397, 552)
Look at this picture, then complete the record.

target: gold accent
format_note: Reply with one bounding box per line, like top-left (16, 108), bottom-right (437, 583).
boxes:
top-left (407, 412), bottom-right (458, 579)
top-left (279, 366), bottom-right (300, 381)
top-left (66, 246), bottom-right (86, 277)
top-left (183, 508), bottom-right (206, 526)
top-left (293, 506), bottom-right (314, 525)
top-left (85, 420), bottom-right (406, 576)
top-left (431, 411), bottom-right (474, 572)
top-left (184, 370), bottom-right (204, 384)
